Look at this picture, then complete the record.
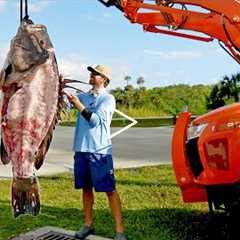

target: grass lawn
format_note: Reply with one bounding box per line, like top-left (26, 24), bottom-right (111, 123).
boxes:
top-left (0, 165), bottom-right (234, 240)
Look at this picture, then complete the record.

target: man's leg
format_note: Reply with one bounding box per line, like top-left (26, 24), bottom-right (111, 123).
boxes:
top-left (106, 191), bottom-right (124, 233)
top-left (75, 188), bottom-right (95, 239)
top-left (83, 188), bottom-right (94, 226)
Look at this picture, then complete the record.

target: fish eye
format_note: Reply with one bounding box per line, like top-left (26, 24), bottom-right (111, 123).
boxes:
top-left (39, 40), bottom-right (44, 45)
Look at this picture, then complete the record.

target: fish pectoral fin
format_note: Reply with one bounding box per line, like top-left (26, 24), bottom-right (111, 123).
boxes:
top-left (1, 139), bottom-right (10, 165)
top-left (0, 70), bottom-right (5, 88)
top-left (0, 64), bottom-right (12, 88)
top-left (12, 177), bottom-right (40, 218)
top-left (34, 123), bottom-right (54, 170)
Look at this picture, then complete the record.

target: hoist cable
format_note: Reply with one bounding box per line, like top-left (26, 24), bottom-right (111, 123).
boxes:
top-left (24, 0), bottom-right (29, 20)
top-left (20, 0), bottom-right (30, 23)
top-left (20, 0), bottom-right (23, 23)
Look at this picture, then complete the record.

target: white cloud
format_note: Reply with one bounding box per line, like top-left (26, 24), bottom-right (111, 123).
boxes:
top-left (86, 12), bottom-right (114, 24)
top-left (58, 55), bottom-right (128, 91)
top-left (103, 12), bottom-right (112, 18)
top-left (0, 0), bottom-right (6, 12)
top-left (58, 55), bottom-right (91, 93)
top-left (87, 14), bottom-right (95, 21)
top-left (204, 77), bottom-right (219, 85)
top-left (154, 70), bottom-right (187, 86)
top-left (142, 49), bottom-right (203, 60)
top-left (27, 0), bottom-right (55, 13)
top-left (110, 64), bottom-right (132, 89)
top-left (0, 44), bottom-right (9, 69)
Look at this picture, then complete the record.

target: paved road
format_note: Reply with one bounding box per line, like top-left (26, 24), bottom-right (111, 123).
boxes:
top-left (112, 127), bottom-right (172, 165)
top-left (49, 126), bottom-right (173, 166)
top-left (0, 126), bottom-right (173, 177)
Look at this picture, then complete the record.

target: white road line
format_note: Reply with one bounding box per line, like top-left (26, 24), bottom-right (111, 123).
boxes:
top-left (110, 109), bottom-right (138, 139)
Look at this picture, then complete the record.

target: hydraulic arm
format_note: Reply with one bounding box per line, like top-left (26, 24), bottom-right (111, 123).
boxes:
top-left (98, 0), bottom-right (240, 63)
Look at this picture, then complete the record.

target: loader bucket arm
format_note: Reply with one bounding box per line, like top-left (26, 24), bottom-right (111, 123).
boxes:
top-left (98, 0), bottom-right (240, 64)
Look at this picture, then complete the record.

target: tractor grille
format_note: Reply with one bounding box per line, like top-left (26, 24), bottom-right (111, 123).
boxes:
top-left (186, 137), bottom-right (204, 178)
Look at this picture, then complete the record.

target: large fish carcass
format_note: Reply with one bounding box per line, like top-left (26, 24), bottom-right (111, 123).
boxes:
top-left (0, 20), bottom-right (63, 217)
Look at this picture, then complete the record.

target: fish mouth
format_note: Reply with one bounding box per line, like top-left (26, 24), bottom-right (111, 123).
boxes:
top-left (12, 176), bottom-right (40, 217)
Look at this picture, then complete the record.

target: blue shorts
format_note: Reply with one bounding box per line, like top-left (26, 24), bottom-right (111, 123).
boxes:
top-left (74, 152), bottom-right (116, 192)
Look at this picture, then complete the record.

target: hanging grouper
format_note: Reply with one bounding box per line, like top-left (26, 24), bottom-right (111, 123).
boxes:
top-left (0, 19), bottom-right (68, 217)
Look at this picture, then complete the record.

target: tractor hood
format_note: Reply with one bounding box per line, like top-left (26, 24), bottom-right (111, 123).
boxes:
top-left (193, 103), bottom-right (240, 126)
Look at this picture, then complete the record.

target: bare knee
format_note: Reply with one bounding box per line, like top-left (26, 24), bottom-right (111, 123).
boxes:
top-left (83, 188), bottom-right (93, 195)
top-left (106, 191), bottom-right (117, 198)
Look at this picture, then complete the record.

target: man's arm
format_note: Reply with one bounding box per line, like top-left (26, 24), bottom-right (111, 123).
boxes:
top-left (88, 95), bottom-right (115, 127)
top-left (66, 94), bottom-right (93, 121)
top-left (66, 93), bottom-right (115, 126)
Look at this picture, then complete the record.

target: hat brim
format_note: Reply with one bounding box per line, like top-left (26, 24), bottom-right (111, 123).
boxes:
top-left (87, 66), bottom-right (109, 80)
top-left (87, 66), bottom-right (96, 73)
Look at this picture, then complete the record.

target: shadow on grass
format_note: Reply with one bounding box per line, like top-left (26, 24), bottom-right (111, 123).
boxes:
top-left (0, 200), bottom-right (239, 240)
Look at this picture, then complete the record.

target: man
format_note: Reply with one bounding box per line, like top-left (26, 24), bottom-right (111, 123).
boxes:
top-left (67, 64), bottom-right (127, 240)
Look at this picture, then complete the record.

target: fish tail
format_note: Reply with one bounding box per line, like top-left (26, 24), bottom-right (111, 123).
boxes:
top-left (12, 176), bottom-right (40, 218)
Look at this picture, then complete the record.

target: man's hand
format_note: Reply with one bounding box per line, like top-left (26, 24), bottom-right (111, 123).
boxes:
top-left (65, 92), bottom-right (85, 112)
top-left (67, 94), bottom-right (78, 104)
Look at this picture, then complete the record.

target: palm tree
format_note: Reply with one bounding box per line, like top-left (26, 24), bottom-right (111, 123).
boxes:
top-left (124, 75), bottom-right (132, 86)
top-left (206, 72), bottom-right (240, 110)
top-left (230, 72), bottom-right (240, 101)
top-left (111, 87), bottom-right (124, 105)
top-left (137, 76), bottom-right (145, 87)
top-left (207, 85), bottom-right (225, 110)
top-left (219, 73), bottom-right (240, 102)
top-left (219, 76), bottom-right (233, 99)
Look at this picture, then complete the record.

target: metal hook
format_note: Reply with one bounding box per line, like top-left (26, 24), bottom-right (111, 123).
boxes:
top-left (20, 0), bottom-right (33, 24)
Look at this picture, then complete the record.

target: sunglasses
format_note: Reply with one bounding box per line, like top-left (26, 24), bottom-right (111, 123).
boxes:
top-left (90, 71), bottom-right (101, 77)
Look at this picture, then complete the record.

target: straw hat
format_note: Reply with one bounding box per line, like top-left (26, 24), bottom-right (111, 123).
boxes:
top-left (87, 64), bottom-right (112, 80)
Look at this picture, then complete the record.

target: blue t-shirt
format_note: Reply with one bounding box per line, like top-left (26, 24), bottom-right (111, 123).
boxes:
top-left (73, 89), bottom-right (116, 155)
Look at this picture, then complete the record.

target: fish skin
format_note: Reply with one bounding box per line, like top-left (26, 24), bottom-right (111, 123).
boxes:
top-left (0, 21), bottom-right (61, 217)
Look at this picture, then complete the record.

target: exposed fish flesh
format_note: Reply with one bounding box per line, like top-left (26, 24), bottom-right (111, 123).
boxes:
top-left (0, 21), bottom-right (64, 217)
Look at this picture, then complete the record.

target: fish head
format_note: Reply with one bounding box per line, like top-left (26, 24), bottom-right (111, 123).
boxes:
top-left (9, 22), bottom-right (53, 72)
top-left (25, 23), bottom-right (54, 51)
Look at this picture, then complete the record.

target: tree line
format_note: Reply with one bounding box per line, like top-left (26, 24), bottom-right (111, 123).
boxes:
top-left (110, 72), bottom-right (240, 117)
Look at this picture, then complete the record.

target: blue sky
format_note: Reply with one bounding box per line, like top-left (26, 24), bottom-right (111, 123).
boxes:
top-left (0, 0), bottom-right (239, 90)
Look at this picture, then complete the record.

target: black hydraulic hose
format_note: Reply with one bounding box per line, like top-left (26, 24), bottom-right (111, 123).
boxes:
top-left (98, 0), bottom-right (124, 12)
top-left (218, 40), bottom-right (236, 61)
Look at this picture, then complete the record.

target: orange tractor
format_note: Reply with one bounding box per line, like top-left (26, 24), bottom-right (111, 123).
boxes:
top-left (98, 0), bottom-right (240, 214)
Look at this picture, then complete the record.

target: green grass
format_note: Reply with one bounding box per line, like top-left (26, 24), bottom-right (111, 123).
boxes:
top-left (113, 107), bottom-right (164, 118)
top-left (60, 118), bottom-right (175, 128)
top-left (0, 165), bottom-right (233, 240)
top-left (61, 116), bottom-right (197, 127)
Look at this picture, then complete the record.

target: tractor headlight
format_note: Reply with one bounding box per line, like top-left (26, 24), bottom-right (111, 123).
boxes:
top-left (187, 123), bottom-right (208, 140)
